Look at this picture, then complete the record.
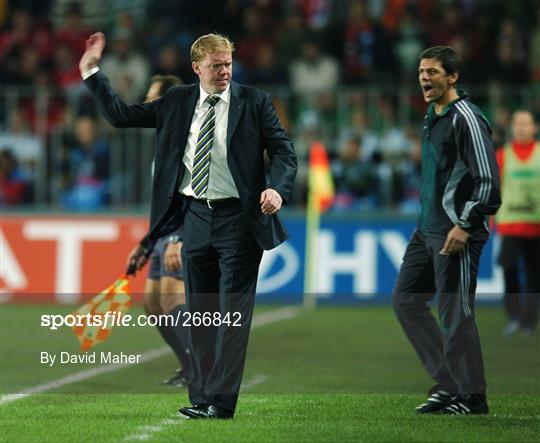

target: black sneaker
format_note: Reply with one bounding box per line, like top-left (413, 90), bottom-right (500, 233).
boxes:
top-left (162, 370), bottom-right (188, 387)
top-left (416, 390), bottom-right (455, 413)
top-left (442, 395), bottom-right (489, 415)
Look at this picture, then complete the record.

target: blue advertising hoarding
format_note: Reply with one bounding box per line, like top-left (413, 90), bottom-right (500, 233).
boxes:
top-left (256, 216), bottom-right (502, 304)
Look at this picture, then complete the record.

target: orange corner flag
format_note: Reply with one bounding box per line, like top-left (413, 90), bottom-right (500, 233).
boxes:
top-left (308, 141), bottom-right (335, 213)
top-left (71, 274), bottom-right (132, 352)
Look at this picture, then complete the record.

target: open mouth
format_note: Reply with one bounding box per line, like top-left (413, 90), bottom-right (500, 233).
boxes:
top-left (423, 85), bottom-right (433, 93)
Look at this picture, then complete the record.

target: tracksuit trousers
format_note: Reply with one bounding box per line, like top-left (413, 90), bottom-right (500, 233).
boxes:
top-left (392, 229), bottom-right (487, 397)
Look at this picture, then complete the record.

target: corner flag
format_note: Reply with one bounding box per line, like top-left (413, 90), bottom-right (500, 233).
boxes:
top-left (304, 141), bottom-right (334, 307)
top-left (71, 275), bottom-right (132, 352)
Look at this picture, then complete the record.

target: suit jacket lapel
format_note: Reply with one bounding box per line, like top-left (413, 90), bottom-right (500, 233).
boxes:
top-left (227, 81), bottom-right (245, 149)
top-left (178, 85), bottom-right (199, 146)
top-left (174, 85), bottom-right (199, 184)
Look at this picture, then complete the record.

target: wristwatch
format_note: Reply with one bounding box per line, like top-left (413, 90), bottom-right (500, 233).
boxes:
top-left (167, 235), bottom-right (181, 244)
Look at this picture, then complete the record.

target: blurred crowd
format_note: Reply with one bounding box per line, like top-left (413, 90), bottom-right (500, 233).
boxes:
top-left (1, 0), bottom-right (539, 211)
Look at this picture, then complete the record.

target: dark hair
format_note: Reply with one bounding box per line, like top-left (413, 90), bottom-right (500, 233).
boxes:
top-left (150, 75), bottom-right (183, 96)
top-left (419, 46), bottom-right (462, 75)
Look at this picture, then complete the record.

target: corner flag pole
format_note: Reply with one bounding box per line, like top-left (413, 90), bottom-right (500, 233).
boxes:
top-left (303, 182), bottom-right (320, 310)
top-left (303, 141), bottom-right (334, 310)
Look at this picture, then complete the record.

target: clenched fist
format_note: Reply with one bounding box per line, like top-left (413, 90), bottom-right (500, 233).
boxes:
top-left (260, 188), bottom-right (283, 215)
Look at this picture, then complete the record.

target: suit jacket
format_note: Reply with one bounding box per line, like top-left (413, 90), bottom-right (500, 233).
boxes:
top-left (85, 72), bottom-right (297, 250)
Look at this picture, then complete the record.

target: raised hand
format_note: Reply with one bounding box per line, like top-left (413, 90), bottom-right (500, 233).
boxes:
top-left (79, 32), bottom-right (106, 74)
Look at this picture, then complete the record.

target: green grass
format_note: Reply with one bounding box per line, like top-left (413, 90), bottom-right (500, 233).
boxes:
top-left (1, 305), bottom-right (539, 442)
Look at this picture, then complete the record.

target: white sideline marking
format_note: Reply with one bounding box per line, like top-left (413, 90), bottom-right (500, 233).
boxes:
top-left (0, 347), bottom-right (171, 405)
top-left (491, 414), bottom-right (540, 420)
top-left (123, 416), bottom-right (182, 442)
top-left (251, 306), bottom-right (302, 328)
top-left (123, 374), bottom-right (268, 442)
top-left (241, 374), bottom-right (268, 390)
top-left (0, 306), bottom-right (301, 406)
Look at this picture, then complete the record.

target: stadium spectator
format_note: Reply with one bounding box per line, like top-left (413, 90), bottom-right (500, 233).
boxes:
top-left (490, 19), bottom-right (529, 86)
top-left (427, 4), bottom-right (463, 48)
top-left (344, 107), bottom-right (380, 161)
top-left (394, 8), bottom-right (425, 83)
top-left (0, 106), bottom-right (43, 180)
top-left (392, 46), bottom-right (501, 415)
top-left (342, 0), bottom-right (395, 83)
top-left (0, 8), bottom-right (53, 84)
top-left (331, 135), bottom-right (379, 210)
top-left (54, 2), bottom-right (93, 58)
top-left (60, 115), bottom-right (109, 210)
top-left (529, 4), bottom-right (540, 82)
top-left (151, 44), bottom-right (195, 84)
top-left (290, 37), bottom-right (339, 96)
top-left (395, 131), bottom-right (422, 214)
top-left (495, 110), bottom-right (540, 337)
top-left (245, 42), bottom-right (287, 86)
top-left (234, 6), bottom-right (273, 71)
top-left (53, 42), bottom-right (84, 96)
top-left (0, 149), bottom-right (32, 206)
top-left (101, 28), bottom-right (150, 103)
top-left (275, 10), bottom-right (306, 69)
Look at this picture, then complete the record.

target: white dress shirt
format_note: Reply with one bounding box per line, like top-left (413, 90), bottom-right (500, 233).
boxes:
top-left (179, 84), bottom-right (239, 199)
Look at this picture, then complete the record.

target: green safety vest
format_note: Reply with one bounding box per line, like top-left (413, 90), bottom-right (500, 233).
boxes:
top-left (496, 142), bottom-right (540, 224)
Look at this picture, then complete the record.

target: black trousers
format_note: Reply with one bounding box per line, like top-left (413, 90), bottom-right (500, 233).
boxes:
top-left (498, 236), bottom-right (540, 329)
top-left (392, 229), bottom-right (487, 397)
top-left (181, 198), bottom-right (263, 414)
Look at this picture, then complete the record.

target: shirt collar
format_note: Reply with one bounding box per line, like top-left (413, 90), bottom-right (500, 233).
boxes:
top-left (427, 89), bottom-right (469, 120)
top-left (198, 83), bottom-right (231, 106)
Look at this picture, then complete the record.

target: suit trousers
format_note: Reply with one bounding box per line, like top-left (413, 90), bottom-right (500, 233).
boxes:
top-left (181, 198), bottom-right (263, 414)
top-left (392, 229), bottom-right (487, 397)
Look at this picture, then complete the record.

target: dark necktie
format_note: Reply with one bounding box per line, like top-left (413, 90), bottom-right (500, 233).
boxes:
top-left (191, 94), bottom-right (220, 197)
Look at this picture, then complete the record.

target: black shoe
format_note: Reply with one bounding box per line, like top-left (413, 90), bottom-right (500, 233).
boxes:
top-left (179, 404), bottom-right (207, 419)
top-left (442, 395), bottom-right (489, 415)
top-left (163, 370), bottom-right (188, 387)
top-left (206, 405), bottom-right (234, 419)
top-left (179, 404), bottom-right (233, 419)
top-left (416, 390), bottom-right (455, 414)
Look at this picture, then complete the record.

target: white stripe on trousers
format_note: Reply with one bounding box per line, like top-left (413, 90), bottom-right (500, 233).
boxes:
top-left (459, 243), bottom-right (472, 318)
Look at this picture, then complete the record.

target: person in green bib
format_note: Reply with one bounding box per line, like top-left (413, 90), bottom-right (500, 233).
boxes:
top-left (392, 46), bottom-right (501, 415)
top-left (496, 110), bottom-right (540, 337)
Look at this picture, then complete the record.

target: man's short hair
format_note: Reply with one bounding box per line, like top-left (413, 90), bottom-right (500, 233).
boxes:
top-left (419, 46), bottom-right (462, 75)
top-left (150, 75), bottom-right (182, 96)
top-left (190, 33), bottom-right (235, 63)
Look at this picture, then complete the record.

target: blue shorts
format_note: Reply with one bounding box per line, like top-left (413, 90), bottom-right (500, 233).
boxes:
top-left (147, 237), bottom-right (184, 280)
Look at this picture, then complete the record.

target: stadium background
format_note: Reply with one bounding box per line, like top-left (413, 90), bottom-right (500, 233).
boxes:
top-left (2, 0), bottom-right (539, 303)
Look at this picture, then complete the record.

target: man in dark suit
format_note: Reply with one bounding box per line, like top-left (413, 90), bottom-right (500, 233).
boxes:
top-left (79, 32), bottom-right (297, 419)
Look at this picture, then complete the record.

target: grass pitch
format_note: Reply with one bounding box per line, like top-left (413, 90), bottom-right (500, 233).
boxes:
top-left (1, 305), bottom-right (539, 442)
